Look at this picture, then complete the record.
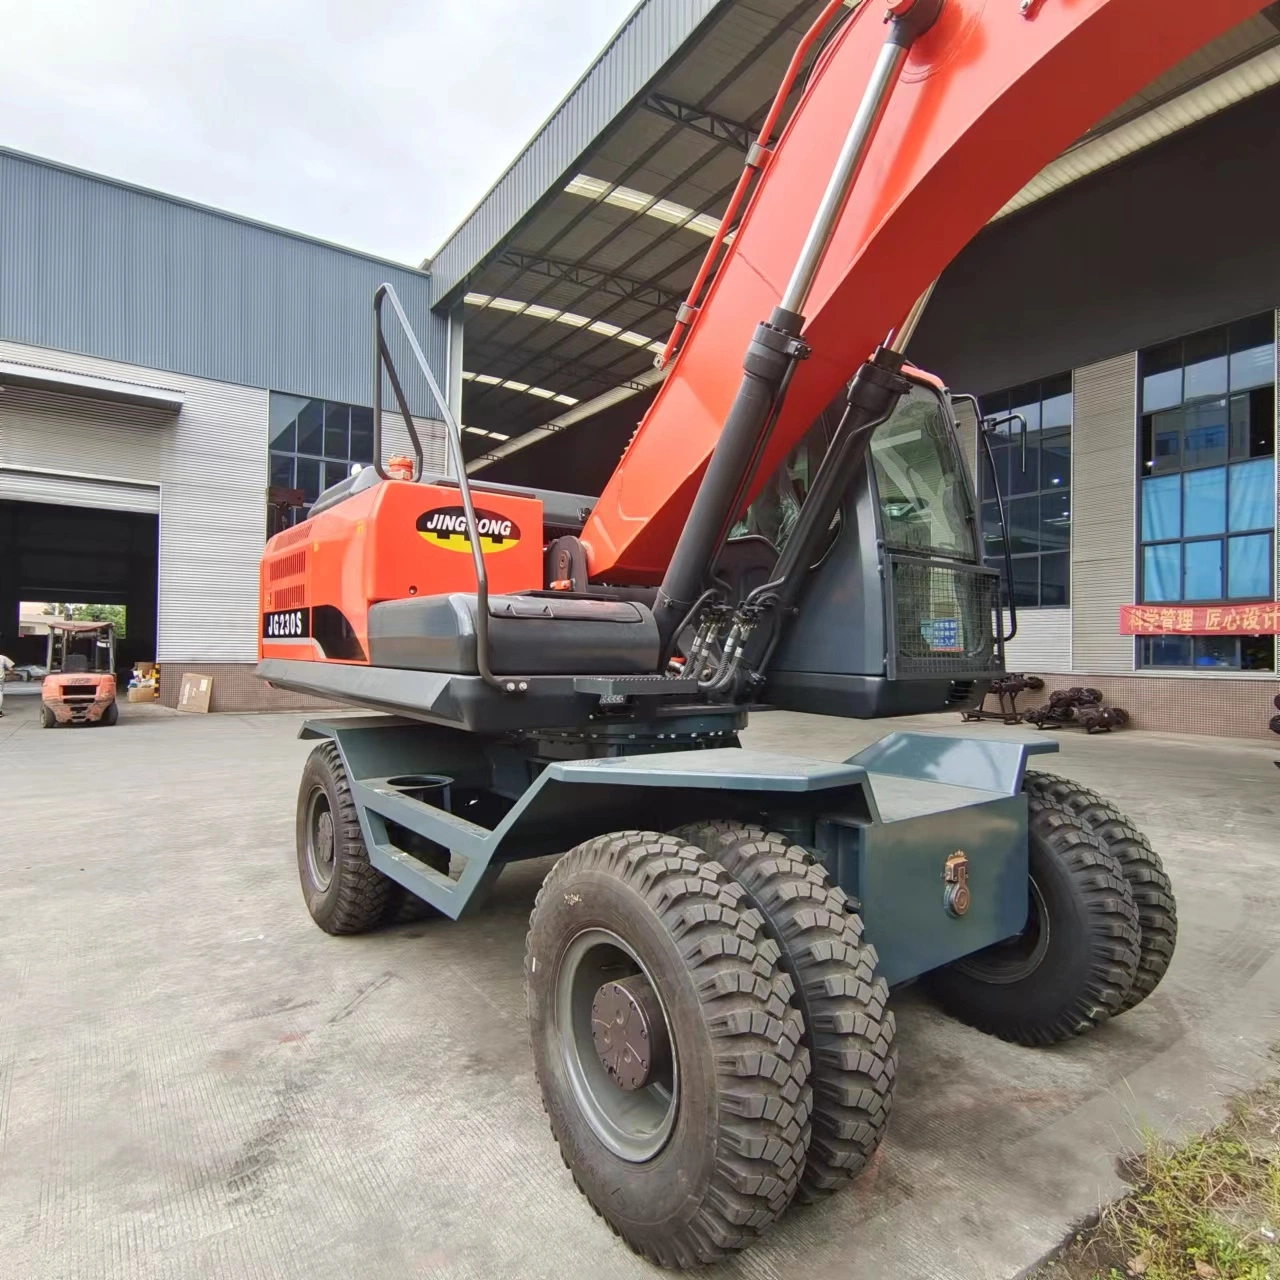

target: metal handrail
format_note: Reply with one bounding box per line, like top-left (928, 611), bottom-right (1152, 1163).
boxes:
top-left (980, 404), bottom-right (1024, 648)
top-left (372, 283), bottom-right (510, 692)
top-left (951, 394), bottom-right (1021, 647)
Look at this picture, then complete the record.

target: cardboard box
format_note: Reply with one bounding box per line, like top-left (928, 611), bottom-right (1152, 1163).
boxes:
top-left (127, 686), bottom-right (156, 703)
top-left (133, 662), bottom-right (157, 679)
top-left (177, 673), bottom-right (213, 714)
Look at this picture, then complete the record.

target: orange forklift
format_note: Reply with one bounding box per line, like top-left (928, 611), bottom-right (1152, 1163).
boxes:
top-left (40, 619), bottom-right (119, 728)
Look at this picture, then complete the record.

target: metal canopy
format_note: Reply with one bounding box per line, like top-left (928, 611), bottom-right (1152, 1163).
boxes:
top-left (0, 360), bottom-right (184, 411)
top-left (439, 0), bottom-right (829, 459)
top-left (431, 0), bottom-right (1280, 473)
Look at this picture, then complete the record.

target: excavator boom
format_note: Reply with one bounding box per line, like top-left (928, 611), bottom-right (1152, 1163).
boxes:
top-left (579, 0), bottom-right (1271, 584)
top-left (264, 7), bottom-right (1246, 1253)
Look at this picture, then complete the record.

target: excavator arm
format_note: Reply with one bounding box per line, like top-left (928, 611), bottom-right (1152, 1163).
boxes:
top-left (580, 0), bottom-right (1271, 584)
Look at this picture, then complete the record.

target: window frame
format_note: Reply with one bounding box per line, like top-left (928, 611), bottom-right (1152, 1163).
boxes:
top-left (977, 372), bottom-right (1073, 610)
top-left (1135, 313), bottom-right (1277, 673)
top-left (268, 393), bottom-right (377, 532)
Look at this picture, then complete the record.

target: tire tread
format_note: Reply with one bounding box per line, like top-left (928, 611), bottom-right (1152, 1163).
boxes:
top-left (926, 796), bottom-right (1141, 1046)
top-left (1024, 771), bottom-right (1176, 1012)
top-left (527, 831), bottom-right (811, 1266)
top-left (674, 822), bottom-right (895, 1201)
top-left (300, 741), bottom-right (393, 934)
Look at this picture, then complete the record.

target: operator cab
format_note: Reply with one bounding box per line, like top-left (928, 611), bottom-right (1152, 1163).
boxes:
top-left (740, 372), bottom-right (1003, 717)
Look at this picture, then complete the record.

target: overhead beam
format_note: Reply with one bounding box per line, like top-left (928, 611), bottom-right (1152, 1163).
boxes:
top-left (642, 92), bottom-right (753, 152)
top-left (463, 346), bottom-right (655, 399)
top-left (494, 252), bottom-right (684, 312)
top-left (468, 367), bottom-right (668, 473)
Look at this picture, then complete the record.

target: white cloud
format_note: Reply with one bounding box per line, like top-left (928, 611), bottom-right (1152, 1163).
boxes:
top-left (0, 0), bottom-right (640, 264)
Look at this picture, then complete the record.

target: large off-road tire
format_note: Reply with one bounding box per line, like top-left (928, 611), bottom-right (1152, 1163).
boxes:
top-left (526, 831), bottom-right (811, 1267)
top-left (1023, 771), bottom-right (1176, 1013)
top-left (674, 821), bottom-right (894, 1202)
top-left (296, 741), bottom-right (397, 934)
top-left (924, 796), bottom-right (1141, 1046)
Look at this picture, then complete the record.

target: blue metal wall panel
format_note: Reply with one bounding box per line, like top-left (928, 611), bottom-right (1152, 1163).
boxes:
top-left (0, 148), bottom-right (445, 415)
top-left (428, 0), bottom-right (725, 303)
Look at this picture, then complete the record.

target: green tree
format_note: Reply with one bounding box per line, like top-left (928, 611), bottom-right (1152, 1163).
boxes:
top-left (63, 603), bottom-right (127, 638)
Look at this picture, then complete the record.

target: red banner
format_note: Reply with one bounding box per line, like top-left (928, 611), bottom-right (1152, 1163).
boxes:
top-left (1119, 604), bottom-right (1280, 635)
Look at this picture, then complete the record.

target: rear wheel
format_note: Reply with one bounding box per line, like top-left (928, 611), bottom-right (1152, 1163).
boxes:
top-left (40, 705), bottom-right (55, 729)
top-left (526, 831), bottom-right (811, 1266)
top-left (924, 796), bottom-right (1141, 1046)
top-left (101, 701), bottom-right (119, 726)
top-left (674, 822), bottom-right (895, 1201)
top-left (296, 741), bottom-right (397, 934)
top-left (1023, 772), bottom-right (1176, 1013)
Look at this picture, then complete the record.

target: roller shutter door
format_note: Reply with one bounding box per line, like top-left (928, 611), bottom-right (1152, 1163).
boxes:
top-left (0, 466), bottom-right (160, 514)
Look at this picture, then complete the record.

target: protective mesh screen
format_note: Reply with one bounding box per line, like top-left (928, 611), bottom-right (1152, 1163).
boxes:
top-left (890, 557), bottom-right (1001, 676)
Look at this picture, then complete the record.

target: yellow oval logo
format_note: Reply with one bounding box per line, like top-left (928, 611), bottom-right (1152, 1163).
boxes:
top-left (416, 505), bottom-right (521, 554)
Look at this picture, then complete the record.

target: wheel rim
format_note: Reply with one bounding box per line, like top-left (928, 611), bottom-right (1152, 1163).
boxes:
top-left (555, 928), bottom-right (679, 1163)
top-left (956, 877), bottom-right (1050, 984)
top-left (305, 787), bottom-right (337, 891)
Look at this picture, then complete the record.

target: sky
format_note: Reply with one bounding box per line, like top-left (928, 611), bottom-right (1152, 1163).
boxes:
top-left (0, 0), bottom-right (641, 265)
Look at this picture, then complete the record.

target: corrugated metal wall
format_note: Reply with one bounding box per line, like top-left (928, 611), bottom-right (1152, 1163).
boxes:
top-left (0, 148), bottom-right (445, 414)
top-left (380, 411), bottom-right (449, 476)
top-left (0, 467), bottom-right (160, 512)
top-left (1005, 610), bottom-right (1072, 673)
top-left (1071, 353), bottom-right (1138, 675)
top-left (429, 0), bottom-right (724, 301)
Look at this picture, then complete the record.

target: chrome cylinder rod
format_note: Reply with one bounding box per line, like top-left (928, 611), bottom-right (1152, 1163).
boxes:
top-left (885, 279), bottom-right (938, 355)
top-left (779, 0), bottom-right (943, 319)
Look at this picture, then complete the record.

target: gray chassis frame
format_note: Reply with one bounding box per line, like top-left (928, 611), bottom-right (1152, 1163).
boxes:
top-left (301, 715), bottom-right (1058, 987)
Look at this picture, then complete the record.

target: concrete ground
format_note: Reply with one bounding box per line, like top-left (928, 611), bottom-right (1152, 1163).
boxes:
top-left (0, 696), bottom-right (1278, 1280)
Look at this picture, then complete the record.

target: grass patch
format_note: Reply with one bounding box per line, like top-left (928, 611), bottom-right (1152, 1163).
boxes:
top-left (1036, 1078), bottom-right (1280, 1280)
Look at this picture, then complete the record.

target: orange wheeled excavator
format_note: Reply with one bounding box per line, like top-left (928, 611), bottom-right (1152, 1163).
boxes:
top-left (258, 0), bottom-right (1264, 1263)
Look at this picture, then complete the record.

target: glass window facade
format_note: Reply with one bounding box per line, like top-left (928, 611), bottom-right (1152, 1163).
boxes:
top-left (1137, 313), bottom-right (1276, 671)
top-left (978, 373), bottom-right (1072, 608)
top-left (268, 392), bottom-right (376, 530)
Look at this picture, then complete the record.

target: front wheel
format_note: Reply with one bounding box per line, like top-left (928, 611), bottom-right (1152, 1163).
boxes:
top-left (924, 796), bottom-right (1141, 1046)
top-left (526, 831), bottom-right (811, 1267)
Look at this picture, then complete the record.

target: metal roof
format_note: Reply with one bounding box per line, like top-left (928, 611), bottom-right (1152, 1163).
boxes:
top-left (437, 0), bottom-right (831, 458)
top-left (432, 0), bottom-right (1280, 472)
top-left (0, 146), bottom-right (442, 413)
